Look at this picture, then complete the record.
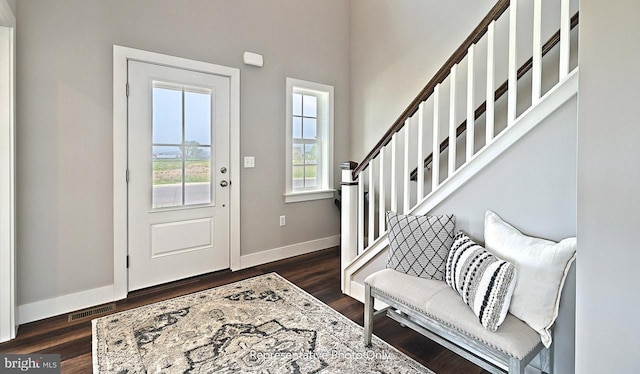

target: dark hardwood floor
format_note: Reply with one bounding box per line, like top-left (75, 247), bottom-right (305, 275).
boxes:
top-left (0, 247), bottom-right (487, 373)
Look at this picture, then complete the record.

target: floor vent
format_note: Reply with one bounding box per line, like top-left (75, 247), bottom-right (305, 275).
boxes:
top-left (68, 303), bottom-right (116, 322)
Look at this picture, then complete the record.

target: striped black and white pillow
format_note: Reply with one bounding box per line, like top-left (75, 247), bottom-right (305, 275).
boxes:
top-left (386, 212), bottom-right (455, 280)
top-left (445, 231), bottom-right (517, 332)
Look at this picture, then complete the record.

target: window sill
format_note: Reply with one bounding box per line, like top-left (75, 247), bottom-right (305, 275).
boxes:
top-left (284, 189), bottom-right (336, 203)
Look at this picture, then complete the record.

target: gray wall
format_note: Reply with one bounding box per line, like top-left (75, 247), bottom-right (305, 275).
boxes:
top-left (576, 0), bottom-right (640, 372)
top-left (6, 0), bottom-right (15, 15)
top-left (15, 0), bottom-right (349, 305)
top-left (354, 97), bottom-right (578, 373)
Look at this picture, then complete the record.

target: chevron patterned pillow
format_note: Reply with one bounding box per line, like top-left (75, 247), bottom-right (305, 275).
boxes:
top-left (445, 231), bottom-right (517, 332)
top-left (386, 212), bottom-right (455, 280)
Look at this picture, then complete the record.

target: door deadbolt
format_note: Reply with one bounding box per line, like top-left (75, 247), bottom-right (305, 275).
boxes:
top-left (220, 167), bottom-right (227, 174)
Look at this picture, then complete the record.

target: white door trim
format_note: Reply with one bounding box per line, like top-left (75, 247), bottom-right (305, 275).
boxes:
top-left (113, 45), bottom-right (241, 300)
top-left (0, 0), bottom-right (16, 343)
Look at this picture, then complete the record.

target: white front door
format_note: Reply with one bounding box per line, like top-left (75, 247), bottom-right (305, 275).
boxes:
top-left (127, 60), bottom-right (230, 291)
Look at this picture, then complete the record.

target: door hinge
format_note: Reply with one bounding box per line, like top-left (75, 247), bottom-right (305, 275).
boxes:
top-left (126, 169), bottom-right (130, 183)
top-left (126, 82), bottom-right (129, 97)
top-left (126, 255), bottom-right (129, 269)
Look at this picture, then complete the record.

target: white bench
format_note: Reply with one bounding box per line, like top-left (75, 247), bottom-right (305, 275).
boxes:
top-left (364, 268), bottom-right (552, 374)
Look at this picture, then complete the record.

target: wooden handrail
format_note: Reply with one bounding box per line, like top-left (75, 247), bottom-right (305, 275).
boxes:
top-left (353, 0), bottom-right (510, 179)
top-left (409, 11), bottom-right (579, 181)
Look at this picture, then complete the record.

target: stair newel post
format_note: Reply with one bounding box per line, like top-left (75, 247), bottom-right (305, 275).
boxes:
top-left (340, 161), bottom-right (359, 292)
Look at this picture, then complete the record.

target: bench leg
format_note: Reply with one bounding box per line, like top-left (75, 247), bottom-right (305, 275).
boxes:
top-left (540, 346), bottom-right (553, 374)
top-left (508, 357), bottom-right (525, 374)
top-left (364, 284), bottom-right (374, 347)
top-left (398, 311), bottom-right (407, 328)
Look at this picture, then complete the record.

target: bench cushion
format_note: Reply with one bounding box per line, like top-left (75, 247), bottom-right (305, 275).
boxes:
top-left (365, 268), bottom-right (541, 360)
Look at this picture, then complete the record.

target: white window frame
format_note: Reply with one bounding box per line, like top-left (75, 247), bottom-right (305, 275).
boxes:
top-left (284, 78), bottom-right (335, 203)
top-left (0, 0), bottom-right (16, 343)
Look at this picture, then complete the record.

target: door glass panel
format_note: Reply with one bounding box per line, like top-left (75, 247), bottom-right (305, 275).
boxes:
top-left (152, 86), bottom-right (182, 144)
top-left (185, 147), bottom-right (212, 206)
top-left (185, 90), bottom-right (212, 146)
top-left (151, 82), bottom-right (213, 209)
top-left (152, 145), bottom-right (183, 208)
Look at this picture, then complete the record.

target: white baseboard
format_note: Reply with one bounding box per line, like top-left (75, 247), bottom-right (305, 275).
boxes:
top-left (18, 236), bottom-right (339, 324)
top-left (349, 280), bottom-right (365, 303)
top-left (240, 235), bottom-right (340, 269)
top-left (18, 285), bottom-right (117, 325)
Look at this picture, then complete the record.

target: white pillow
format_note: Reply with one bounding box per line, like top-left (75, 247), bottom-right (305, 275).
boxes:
top-left (484, 211), bottom-right (576, 347)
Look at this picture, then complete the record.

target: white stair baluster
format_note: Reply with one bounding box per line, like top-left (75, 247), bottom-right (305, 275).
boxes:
top-left (486, 21), bottom-right (496, 144)
top-left (466, 44), bottom-right (475, 161)
top-left (390, 134), bottom-right (398, 213)
top-left (403, 120), bottom-right (411, 214)
top-left (508, 0), bottom-right (518, 125)
top-left (378, 147), bottom-right (385, 235)
top-left (432, 84), bottom-right (441, 191)
top-left (532, 0), bottom-right (542, 104)
top-left (559, 0), bottom-right (571, 79)
top-left (417, 103), bottom-right (425, 201)
top-left (448, 65), bottom-right (457, 176)
top-left (357, 172), bottom-right (364, 254)
top-left (368, 164), bottom-right (375, 246)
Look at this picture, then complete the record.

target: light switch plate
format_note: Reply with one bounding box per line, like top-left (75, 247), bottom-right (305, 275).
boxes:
top-left (244, 156), bottom-right (255, 168)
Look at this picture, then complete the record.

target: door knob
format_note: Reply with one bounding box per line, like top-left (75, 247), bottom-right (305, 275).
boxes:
top-left (220, 180), bottom-right (229, 187)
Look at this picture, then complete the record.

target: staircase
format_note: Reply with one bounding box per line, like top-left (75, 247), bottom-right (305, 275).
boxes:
top-left (340, 0), bottom-right (579, 299)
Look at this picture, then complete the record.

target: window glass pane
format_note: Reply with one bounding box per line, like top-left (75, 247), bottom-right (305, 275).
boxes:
top-left (152, 146), bottom-right (183, 208)
top-left (303, 95), bottom-right (317, 118)
top-left (185, 146), bottom-right (211, 206)
top-left (292, 165), bottom-right (304, 189)
top-left (304, 144), bottom-right (317, 165)
top-left (152, 86), bottom-right (182, 145)
top-left (293, 117), bottom-right (302, 139)
top-left (185, 90), bottom-right (212, 146)
top-left (293, 93), bottom-right (302, 116)
top-left (303, 118), bottom-right (317, 139)
top-left (293, 144), bottom-right (304, 165)
top-left (305, 165), bottom-right (317, 187)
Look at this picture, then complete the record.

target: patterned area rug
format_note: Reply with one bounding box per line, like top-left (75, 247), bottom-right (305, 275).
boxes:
top-left (92, 273), bottom-right (432, 373)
